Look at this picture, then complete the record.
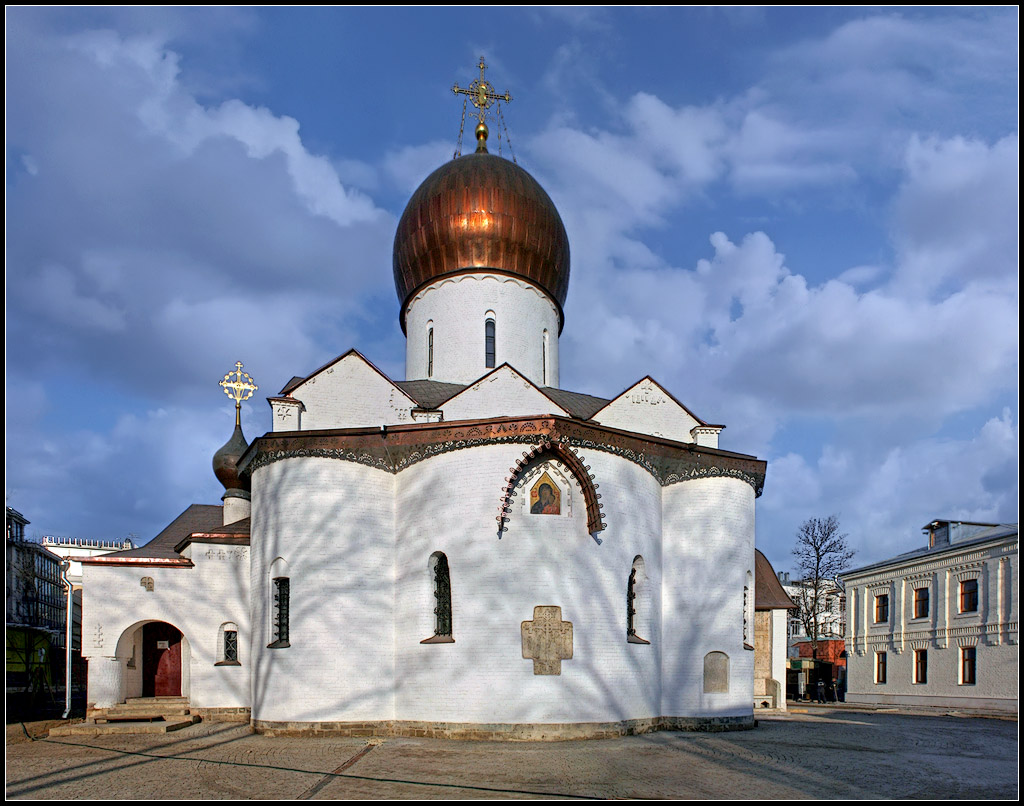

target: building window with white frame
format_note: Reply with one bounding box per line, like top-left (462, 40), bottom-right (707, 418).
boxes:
top-left (913, 587), bottom-right (929, 619)
top-left (914, 649), bottom-right (927, 684)
top-left (874, 593), bottom-right (889, 623)
top-left (875, 651), bottom-right (887, 684)
top-left (959, 579), bottom-right (979, 613)
top-left (960, 646), bottom-right (977, 685)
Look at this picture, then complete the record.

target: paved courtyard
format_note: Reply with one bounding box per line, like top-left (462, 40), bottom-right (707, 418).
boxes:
top-left (6, 709), bottom-right (1018, 800)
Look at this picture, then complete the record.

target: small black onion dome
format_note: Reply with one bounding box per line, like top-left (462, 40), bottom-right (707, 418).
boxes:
top-left (213, 423), bottom-right (250, 492)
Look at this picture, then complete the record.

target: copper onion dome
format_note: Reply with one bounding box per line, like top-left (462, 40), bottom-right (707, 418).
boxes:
top-left (213, 423), bottom-right (250, 493)
top-left (393, 151), bottom-right (570, 332)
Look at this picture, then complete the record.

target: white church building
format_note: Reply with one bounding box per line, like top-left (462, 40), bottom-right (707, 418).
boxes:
top-left (80, 76), bottom-right (768, 738)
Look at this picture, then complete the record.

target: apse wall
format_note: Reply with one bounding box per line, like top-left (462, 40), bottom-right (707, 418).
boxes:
top-left (249, 457), bottom-right (396, 724)
top-left (660, 476), bottom-right (756, 719)
top-left (393, 444), bottom-right (662, 726)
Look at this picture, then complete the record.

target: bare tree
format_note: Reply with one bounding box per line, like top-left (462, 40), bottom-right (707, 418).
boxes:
top-left (792, 515), bottom-right (855, 659)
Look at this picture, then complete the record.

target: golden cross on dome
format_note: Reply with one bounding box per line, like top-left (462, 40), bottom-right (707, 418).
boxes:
top-left (219, 361), bottom-right (258, 426)
top-left (452, 56), bottom-right (512, 126)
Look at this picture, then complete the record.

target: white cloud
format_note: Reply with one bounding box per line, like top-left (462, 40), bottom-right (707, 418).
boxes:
top-left (892, 134), bottom-right (1018, 296)
top-left (25, 264), bottom-right (127, 332)
top-left (7, 23), bottom-right (396, 399)
top-left (382, 140), bottom-right (457, 197)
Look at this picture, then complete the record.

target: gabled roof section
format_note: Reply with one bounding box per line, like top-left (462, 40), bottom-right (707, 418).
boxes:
top-left (440, 363), bottom-right (570, 421)
top-left (590, 376), bottom-right (716, 444)
top-left (277, 349), bottom-right (415, 406)
top-left (755, 550), bottom-right (797, 610)
top-left (87, 504), bottom-right (223, 561)
top-left (593, 376), bottom-right (708, 426)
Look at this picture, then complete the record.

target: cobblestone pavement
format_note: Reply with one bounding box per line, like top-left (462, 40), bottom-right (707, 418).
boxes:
top-left (6, 710), bottom-right (1018, 800)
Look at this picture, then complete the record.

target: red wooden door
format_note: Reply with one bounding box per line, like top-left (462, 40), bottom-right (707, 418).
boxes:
top-left (142, 622), bottom-right (182, 697)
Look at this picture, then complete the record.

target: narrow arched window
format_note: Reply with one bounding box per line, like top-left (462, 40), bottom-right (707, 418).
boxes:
top-left (269, 558), bottom-right (290, 648)
top-left (271, 577), bottom-right (289, 647)
top-left (427, 324), bottom-right (434, 378)
top-left (485, 318), bottom-right (496, 368)
top-left (627, 555), bottom-right (650, 644)
top-left (421, 552), bottom-right (454, 643)
top-left (542, 329), bottom-right (548, 386)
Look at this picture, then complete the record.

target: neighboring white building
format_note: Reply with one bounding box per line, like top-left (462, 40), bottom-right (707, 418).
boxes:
top-left (42, 536), bottom-right (136, 588)
top-left (41, 536), bottom-right (135, 656)
top-left (79, 83), bottom-right (769, 738)
top-left (779, 573), bottom-right (846, 657)
top-left (844, 519), bottom-right (1018, 713)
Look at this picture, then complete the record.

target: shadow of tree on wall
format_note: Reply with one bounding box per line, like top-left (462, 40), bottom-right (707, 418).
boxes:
top-left (245, 439), bottom-right (754, 728)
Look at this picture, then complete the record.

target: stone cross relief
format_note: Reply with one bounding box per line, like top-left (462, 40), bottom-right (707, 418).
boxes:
top-left (521, 605), bottom-right (573, 675)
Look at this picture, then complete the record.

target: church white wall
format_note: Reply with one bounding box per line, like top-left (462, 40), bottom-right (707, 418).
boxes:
top-left (595, 378), bottom-right (700, 444)
top-left (660, 477), bottom-right (755, 718)
top-left (394, 445), bottom-right (662, 725)
top-left (440, 366), bottom-right (568, 422)
top-left (81, 551), bottom-right (250, 710)
top-left (405, 274), bottom-right (560, 387)
top-left (286, 353), bottom-right (416, 431)
top-left (249, 457), bottom-right (396, 723)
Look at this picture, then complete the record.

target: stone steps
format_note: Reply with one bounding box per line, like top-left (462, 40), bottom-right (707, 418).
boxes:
top-left (125, 696), bottom-right (188, 705)
top-left (99, 705), bottom-right (191, 721)
top-left (49, 716), bottom-right (199, 736)
top-left (51, 697), bottom-right (200, 735)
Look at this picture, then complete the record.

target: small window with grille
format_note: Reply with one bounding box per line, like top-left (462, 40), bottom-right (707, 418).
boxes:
top-left (216, 622), bottom-right (241, 666)
top-left (421, 553), bottom-right (454, 644)
top-left (269, 577), bottom-right (290, 648)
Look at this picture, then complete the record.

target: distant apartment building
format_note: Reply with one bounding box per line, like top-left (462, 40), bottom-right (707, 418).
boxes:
top-left (6, 508), bottom-right (67, 702)
top-left (844, 519), bottom-right (1018, 713)
top-left (778, 571), bottom-right (846, 657)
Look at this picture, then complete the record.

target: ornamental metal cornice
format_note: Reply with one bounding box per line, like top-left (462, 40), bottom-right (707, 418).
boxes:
top-left (242, 415), bottom-right (766, 496)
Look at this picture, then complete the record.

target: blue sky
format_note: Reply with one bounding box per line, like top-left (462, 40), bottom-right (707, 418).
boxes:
top-left (6, 7), bottom-right (1018, 572)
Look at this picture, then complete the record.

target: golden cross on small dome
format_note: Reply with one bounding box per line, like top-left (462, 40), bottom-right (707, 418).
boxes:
top-left (219, 361), bottom-right (258, 426)
top-left (452, 56), bottom-right (512, 128)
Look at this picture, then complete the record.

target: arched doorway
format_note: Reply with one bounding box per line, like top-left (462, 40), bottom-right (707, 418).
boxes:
top-left (141, 622), bottom-right (183, 697)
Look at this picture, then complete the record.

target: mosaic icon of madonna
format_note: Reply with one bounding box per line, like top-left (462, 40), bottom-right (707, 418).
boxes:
top-left (530, 472), bottom-right (561, 515)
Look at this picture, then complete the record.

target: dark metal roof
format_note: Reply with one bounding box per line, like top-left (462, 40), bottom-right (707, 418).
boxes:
top-left (755, 550), bottom-right (797, 610)
top-left (394, 380), bottom-right (467, 409)
top-left (393, 152), bottom-right (570, 331)
top-left (391, 379), bottom-right (609, 421)
top-left (540, 387), bottom-right (610, 421)
top-left (845, 523), bottom-right (1018, 578)
top-left (101, 504), bottom-right (224, 560)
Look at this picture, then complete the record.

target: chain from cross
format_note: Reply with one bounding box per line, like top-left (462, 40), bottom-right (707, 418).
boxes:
top-left (452, 56), bottom-right (512, 124)
top-left (219, 361), bottom-right (258, 425)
